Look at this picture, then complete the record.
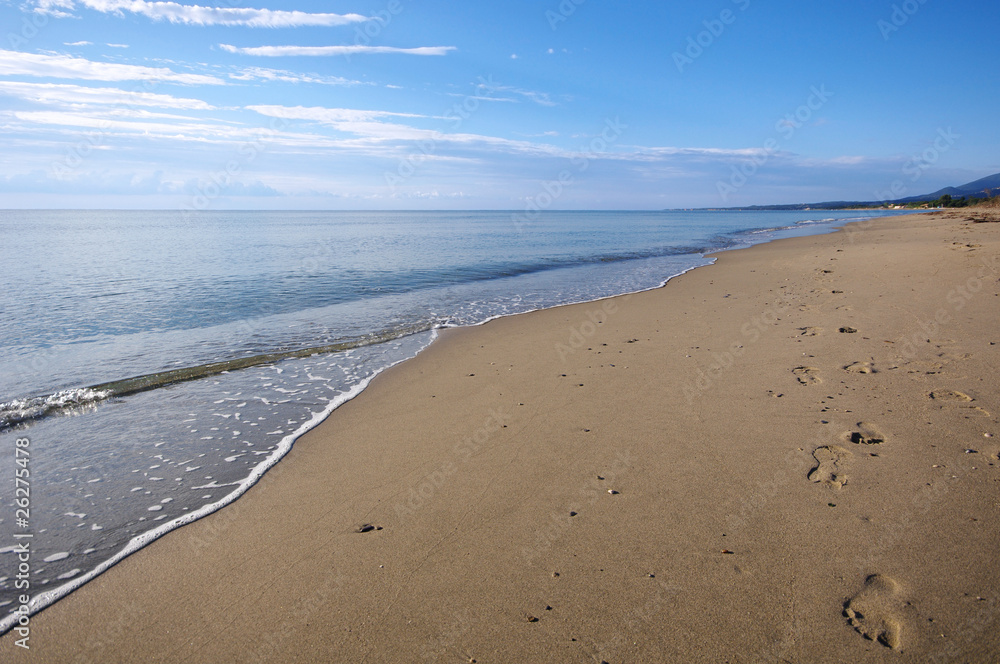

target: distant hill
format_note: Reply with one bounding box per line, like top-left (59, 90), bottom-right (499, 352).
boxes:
top-left (723, 172), bottom-right (1000, 210)
top-left (896, 172), bottom-right (1000, 203)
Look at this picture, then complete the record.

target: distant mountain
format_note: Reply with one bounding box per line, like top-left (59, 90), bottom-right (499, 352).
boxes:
top-left (723, 172), bottom-right (1000, 210)
top-left (896, 172), bottom-right (1000, 203)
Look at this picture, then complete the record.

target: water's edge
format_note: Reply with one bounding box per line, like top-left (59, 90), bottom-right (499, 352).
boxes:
top-left (0, 212), bottom-right (908, 636)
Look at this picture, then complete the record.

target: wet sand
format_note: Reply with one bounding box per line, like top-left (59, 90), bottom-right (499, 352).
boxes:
top-left (3, 211), bottom-right (999, 663)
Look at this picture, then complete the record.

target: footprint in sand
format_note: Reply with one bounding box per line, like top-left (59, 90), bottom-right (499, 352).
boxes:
top-left (929, 390), bottom-right (973, 402)
top-left (808, 445), bottom-right (852, 489)
top-left (798, 327), bottom-right (823, 337)
top-left (844, 422), bottom-right (886, 446)
top-left (844, 574), bottom-right (906, 650)
top-left (843, 361), bottom-right (876, 375)
top-left (792, 367), bottom-right (822, 385)
top-left (899, 360), bottom-right (945, 376)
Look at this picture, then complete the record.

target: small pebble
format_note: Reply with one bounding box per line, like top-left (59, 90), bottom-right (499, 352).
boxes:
top-left (608, 489), bottom-right (619, 495)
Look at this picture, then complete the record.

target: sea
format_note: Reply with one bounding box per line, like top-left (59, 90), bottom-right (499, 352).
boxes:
top-left (0, 208), bottom-right (912, 631)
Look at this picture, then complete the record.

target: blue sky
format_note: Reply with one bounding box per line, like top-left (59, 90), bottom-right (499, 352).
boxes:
top-left (0, 0), bottom-right (997, 209)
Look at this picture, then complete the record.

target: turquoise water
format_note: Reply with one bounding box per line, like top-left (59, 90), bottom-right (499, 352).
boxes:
top-left (0, 208), bottom-right (911, 630)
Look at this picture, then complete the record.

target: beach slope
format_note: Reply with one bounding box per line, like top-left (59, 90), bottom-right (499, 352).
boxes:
top-left (3, 211), bottom-right (999, 663)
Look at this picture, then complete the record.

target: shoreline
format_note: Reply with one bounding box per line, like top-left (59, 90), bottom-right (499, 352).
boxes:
top-left (3, 210), bottom-right (999, 661)
top-left (0, 211), bottom-right (884, 634)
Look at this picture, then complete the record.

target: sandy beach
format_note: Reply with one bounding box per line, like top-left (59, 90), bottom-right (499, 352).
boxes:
top-left (3, 210), bottom-right (999, 663)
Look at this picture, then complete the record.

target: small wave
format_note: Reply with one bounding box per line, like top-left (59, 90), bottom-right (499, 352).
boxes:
top-left (0, 323), bottom-right (438, 431)
top-left (0, 388), bottom-right (112, 429)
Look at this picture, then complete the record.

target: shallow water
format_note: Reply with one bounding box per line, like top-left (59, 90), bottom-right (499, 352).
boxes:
top-left (0, 208), bottom-right (912, 630)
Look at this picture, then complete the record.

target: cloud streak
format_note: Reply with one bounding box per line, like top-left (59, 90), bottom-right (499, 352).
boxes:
top-left (228, 66), bottom-right (362, 86)
top-left (219, 44), bottom-right (457, 57)
top-left (0, 49), bottom-right (225, 85)
top-left (34, 0), bottom-right (368, 27)
top-left (0, 80), bottom-right (215, 109)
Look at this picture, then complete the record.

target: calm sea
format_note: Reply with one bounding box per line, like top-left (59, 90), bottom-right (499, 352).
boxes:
top-left (0, 208), bottom-right (911, 630)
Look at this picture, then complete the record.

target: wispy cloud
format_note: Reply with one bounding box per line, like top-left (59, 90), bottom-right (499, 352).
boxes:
top-left (0, 80), bottom-right (215, 109)
top-left (8, 109), bottom-right (251, 141)
top-left (106, 43), bottom-right (129, 48)
top-left (64, 41), bottom-right (93, 47)
top-left (246, 104), bottom-right (435, 141)
top-left (31, 0), bottom-right (75, 18)
top-left (0, 49), bottom-right (224, 85)
top-left (487, 83), bottom-right (557, 107)
top-left (245, 104), bottom-right (563, 157)
top-left (219, 44), bottom-right (457, 57)
top-left (31, 0), bottom-right (368, 27)
top-left (228, 66), bottom-right (362, 86)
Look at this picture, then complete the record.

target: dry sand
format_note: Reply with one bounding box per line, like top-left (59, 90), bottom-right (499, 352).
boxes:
top-left (3, 211), bottom-right (999, 663)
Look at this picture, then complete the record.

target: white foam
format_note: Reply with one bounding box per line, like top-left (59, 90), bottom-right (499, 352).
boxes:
top-left (43, 552), bottom-right (70, 563)
top-left (0, 387), bottom-right (112, 428)
top-left (0, 344), bottom-right (428, 636)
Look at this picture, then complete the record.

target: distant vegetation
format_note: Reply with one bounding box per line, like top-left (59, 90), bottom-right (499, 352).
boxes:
top-left (718, 174), bottom-right (1000, 212)
top-left (917, 193), bottom-right (988, 208)
top-left (876, 190), bottom-right (998, 210)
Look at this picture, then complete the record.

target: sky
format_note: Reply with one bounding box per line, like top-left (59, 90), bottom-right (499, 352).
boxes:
top-left (0, 0), bottom-right (997, 210)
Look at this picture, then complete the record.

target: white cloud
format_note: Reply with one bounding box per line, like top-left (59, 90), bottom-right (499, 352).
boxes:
top-left (219, 44), bottom-right (456, 57)
top-left (245, 104), bottom-right (563, 157)
top-left (0, 50), bottom-right (225, 85)
top-left (492, 84), bottom-right (556, 107)
top-left (106, 43), bottom-right (129, 48)
top-left (32, 0), bottom-right (368, 27)
top-left (8, 109), bottom-right (252, 141)
top-left (0, 81), bottom-right (215, 109)
top-left (228, 66), bottom-right (362, 86)
top-left (246, 104), bottom-right (434, 141)
top-left (32, 0), bottom-right (75, 17)
top-left (64, 41), bottom-right (93, 46)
